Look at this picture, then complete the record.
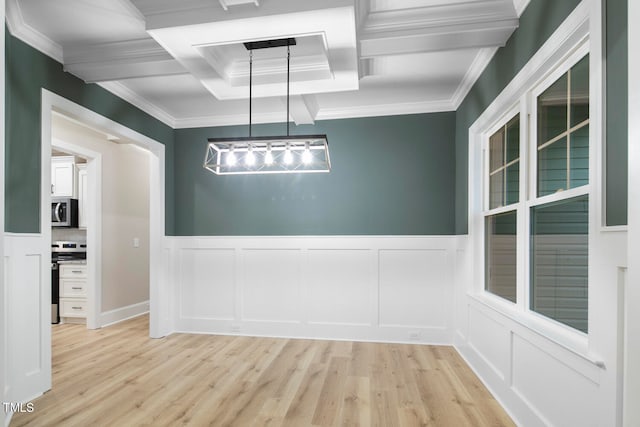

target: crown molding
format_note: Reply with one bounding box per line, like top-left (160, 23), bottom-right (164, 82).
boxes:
top-left (97, 81), bottom-right (176, 128)
top-left (315, 99), bottom-right (455, 122)
top-left (173, 111), bottom-right (285, 129)
top-left (513, 0), bottom-right (531, 17)
top-left (6, 0), bottom-right (64, 62)
top-left (173, 98), bottom-right (457, 129)
top-left (451, 47), bottom-right (499, 109)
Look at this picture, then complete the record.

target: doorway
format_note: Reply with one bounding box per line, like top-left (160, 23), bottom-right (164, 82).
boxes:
top-left (41, 90), bottom-right (168, 337)
top-left (50, 136), bottom-right (100, 329)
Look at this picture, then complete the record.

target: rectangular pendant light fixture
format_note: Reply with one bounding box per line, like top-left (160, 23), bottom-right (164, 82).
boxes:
top-left (203, 37), bottom-right (331, 176)
top-left (204, 135), bottom-right (330, 175)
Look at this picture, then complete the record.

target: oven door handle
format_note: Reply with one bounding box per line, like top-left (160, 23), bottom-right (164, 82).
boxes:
top-left (54, 203), bottom-right (62, 223)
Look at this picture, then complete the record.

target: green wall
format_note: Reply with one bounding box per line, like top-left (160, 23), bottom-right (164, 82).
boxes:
top-left (174, 113), bottom-right (456, 235)
top-left (605, 0), bottom-right (628, 226)
top-left (455, 0), bottom-right (629, 232)
top-left (6, 0), bottom-right (628, 236)
top-left (5, 31), bottom-right (175, 233)
top-left (455, 0), bottom-right (582, 234)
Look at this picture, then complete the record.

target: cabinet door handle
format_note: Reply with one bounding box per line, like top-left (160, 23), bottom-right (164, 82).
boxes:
top-left (72, 270), bottom-right (83, 274)
top-left (71, 287), bottom-right (82, 290)
top-left (72, 306), bottom-right (82, 310)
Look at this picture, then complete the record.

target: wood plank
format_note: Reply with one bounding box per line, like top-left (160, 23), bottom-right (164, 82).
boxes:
top-left (11, 316), bottom-right (514, 427)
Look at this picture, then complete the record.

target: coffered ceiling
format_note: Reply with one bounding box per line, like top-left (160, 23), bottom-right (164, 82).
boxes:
top-left (6, 0), bottom-right (529, 128)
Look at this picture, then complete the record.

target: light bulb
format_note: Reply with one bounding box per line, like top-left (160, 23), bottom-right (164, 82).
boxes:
top-left (226, 151), bottom-right (237, 166)
top-left (265, 148), bottom-right (274, 165)
top-left (302, 143), bottom-right (312, 164)
top-left (283, 147), bottom-right (293, 165)
top-left (245, 149), bottom-right (256, 166)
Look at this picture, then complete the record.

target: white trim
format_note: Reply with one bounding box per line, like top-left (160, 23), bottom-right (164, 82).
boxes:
top-left (314, 99), bottom-right (456, 122)
top-left (470, 0), bottom-right (594, 353)
top-left (1, 1), bottom-right (6, 424)
top-left (468, 3), bottom-right (590, 135)
top-left (166, 235), bottom-right (457, 344)
top-left (452, 47), bottom-right (499, 110)
top-left (625, 0), bottom-right (640, 425)
top-left (50, 139), bottom-right (103, 330)
top-left (100, 301), bottom-right (150, 328)
top-left (512, 0), bottom-right (531, 17)
top-left (97, 82), bottom-right (176, 128)
top-left (5, 0), bottom-right (64, 63)
top-left (41, 90), bottom-right (168, 344)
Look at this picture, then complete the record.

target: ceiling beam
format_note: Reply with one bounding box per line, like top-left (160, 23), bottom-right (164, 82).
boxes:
top-left (281, 95), bottom-right (319, 125)
top-left (63, 38), bottom-right (187, 83)
top-left (359, 0), bottom-right (519, 57)
top-left (359, 20), bottom-right (518, 58)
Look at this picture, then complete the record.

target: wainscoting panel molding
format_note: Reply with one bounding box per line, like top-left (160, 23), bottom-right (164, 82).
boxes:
top-left (168, 236), bottom-right (456, 344)
top-left (4, 233), bottom-right (50, 406)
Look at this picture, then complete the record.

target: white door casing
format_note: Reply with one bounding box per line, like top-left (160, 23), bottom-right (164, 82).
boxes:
top-left (625, 1), bottom-right (639, 425)
top-left (0, 90), bottom-right (170, 406)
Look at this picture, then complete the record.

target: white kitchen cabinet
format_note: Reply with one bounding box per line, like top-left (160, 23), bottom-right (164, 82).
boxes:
top-left (77, 163), bottom-right (88, 228)
top-left (51, 156), bottom-right (76, 197)
top-left (59, 264), bottom-right (87, 322)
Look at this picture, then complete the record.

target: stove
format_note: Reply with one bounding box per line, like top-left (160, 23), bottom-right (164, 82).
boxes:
top-left (51, 241), bottom-right (87, 324)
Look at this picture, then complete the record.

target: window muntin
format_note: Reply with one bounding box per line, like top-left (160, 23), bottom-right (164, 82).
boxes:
top-left (537, 55), bottom-right (590, 197)
top-left (530, 195), bottom-right (588, 333)
top-left (489, 114), bottom-right (520, 209)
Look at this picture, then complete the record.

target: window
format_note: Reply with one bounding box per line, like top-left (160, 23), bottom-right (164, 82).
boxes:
top-left (489, 115), bottom-right (520, 209)
top-left (485, 114), bottom-right (519, 302)
top-left (530, 196), bottom-right (588, 333)
top-left (485, 211), bottom-right (517, 302)
top-left (537, 56), bottom-right (590, 196)
top-left (530, 55), bottom-right (590, 332)
top-left (483, 51), bottom-right (590, 334)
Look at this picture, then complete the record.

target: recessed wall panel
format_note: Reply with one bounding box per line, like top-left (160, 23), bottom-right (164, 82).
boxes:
top-left (512, 335), bottom-right (598, 427)
top-left (15, 254), bottom-right (42, 375)
top-left (468, 306), bottom-right (509, 380)
top-left (307, 250), bottom-right (372, 325)
top-left (379, 249), bottom-right (449, 328)
top-left (242, 249), bottom-right (301, 322)
top-left (179, 248), bottom-right (235, 320)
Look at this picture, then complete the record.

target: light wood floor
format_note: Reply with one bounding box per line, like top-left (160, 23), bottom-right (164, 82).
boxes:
top-left (12, 316), bottom-right (513, 426)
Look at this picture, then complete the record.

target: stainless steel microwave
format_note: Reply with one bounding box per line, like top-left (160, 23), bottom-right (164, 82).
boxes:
top-left (51, 198), bottom-right (79, 227)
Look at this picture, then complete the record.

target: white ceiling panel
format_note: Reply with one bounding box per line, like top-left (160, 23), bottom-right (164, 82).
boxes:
top-left (7, 0), bottom-right (525, 127)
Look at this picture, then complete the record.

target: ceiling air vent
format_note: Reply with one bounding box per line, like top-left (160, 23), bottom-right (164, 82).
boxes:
top-left (218, 0), bottom-right (259, 11)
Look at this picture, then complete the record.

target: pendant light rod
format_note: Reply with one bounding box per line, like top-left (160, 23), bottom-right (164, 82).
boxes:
top-left (244, 38), bottom-right (296, 137)
top-left (287, 44), bottom-right (290, 137)
top-left (249, 49), bottom-right (253, 138)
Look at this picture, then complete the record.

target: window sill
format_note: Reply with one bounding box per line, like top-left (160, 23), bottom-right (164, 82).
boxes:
top-left (467, 292), bottom-right (605, 369)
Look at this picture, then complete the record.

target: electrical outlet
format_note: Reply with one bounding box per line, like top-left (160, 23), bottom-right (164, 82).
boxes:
top-left (409, 331), bottom-right (420, 341)
top-left (133, 237), bottom-right (140, 248)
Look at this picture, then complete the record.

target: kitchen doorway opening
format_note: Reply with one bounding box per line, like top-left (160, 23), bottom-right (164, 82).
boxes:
top-left (41, 90), bottom-right (168, 340)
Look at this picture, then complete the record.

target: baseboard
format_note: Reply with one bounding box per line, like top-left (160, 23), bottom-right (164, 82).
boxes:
top-left (100, 301), bottom-right (149, 327)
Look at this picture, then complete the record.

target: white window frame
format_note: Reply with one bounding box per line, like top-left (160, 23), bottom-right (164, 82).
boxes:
top-left (525, 43), bottom-right (591, 329)
top-left (468, 1), bottom-right (601, 356)
top-left (482, 105), bottom-right (522, 306)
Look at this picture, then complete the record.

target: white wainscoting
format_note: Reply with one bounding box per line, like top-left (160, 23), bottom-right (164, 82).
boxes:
top-left (454, 237), bottom-right (606, 427)
top-left (167, 236), bottom-right (456, 344)
top-left (3, 233), bottom-right (50, 407)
